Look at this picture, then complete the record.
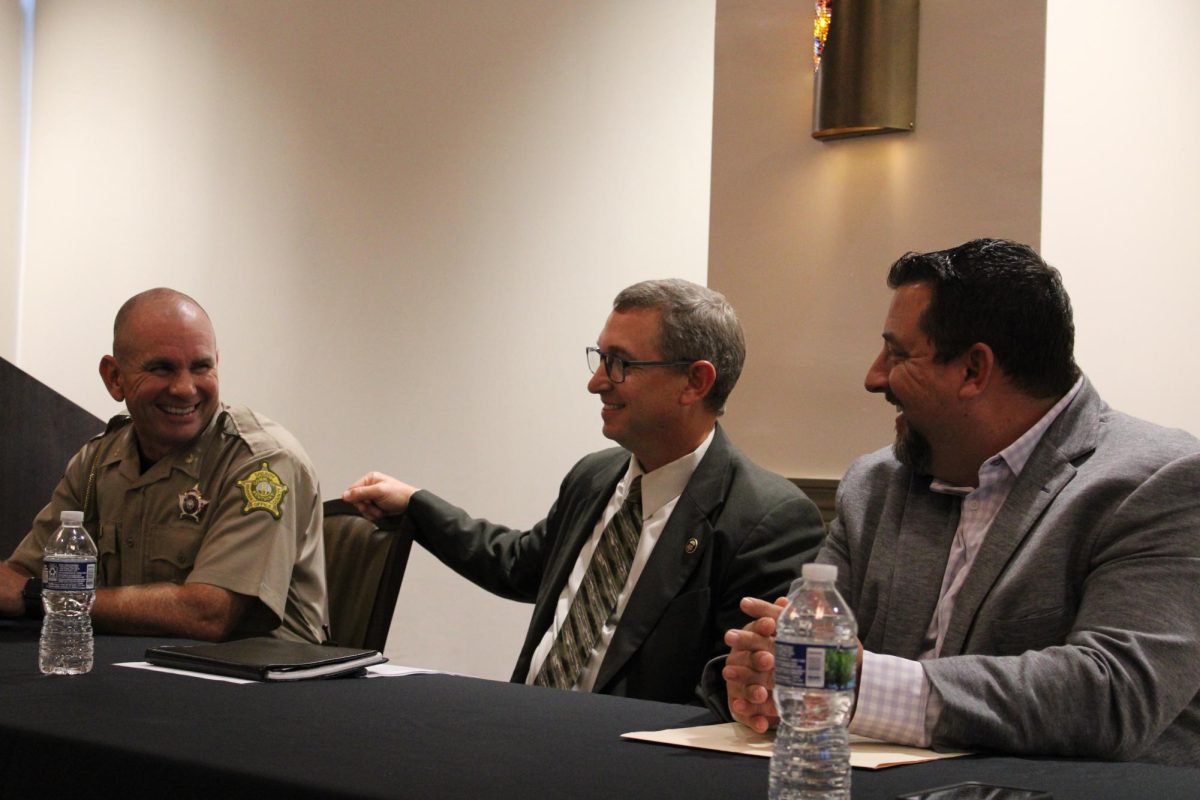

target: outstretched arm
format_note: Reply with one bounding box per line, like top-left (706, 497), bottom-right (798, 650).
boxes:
top-left (343, 472), bottom-right (420, 520)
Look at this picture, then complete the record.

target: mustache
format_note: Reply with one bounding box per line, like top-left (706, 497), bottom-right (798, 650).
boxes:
top-left (884, 390), bottom-right (902, 408)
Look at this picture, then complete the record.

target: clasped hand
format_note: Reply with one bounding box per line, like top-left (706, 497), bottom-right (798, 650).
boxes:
top-left (723, 596), bottom-right (788, 732)
top-left (724, 595), bottom-right (864, 733)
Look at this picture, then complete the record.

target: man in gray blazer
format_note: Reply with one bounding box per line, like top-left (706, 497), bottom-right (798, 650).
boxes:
top-left (346, 279), bottom-right (824, 704)
top-left (719, 239), bottom-right (1200, 765)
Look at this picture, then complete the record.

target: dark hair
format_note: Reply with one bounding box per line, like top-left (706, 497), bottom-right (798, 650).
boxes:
top-left (613, 279), bottom-right (745, 415)
top-left (887, 239), bottom-right (1079, 398)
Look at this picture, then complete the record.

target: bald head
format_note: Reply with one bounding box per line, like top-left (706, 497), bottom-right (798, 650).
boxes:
top-left (113, 288), bottom-right (215, 363)
top-left (101, 288), bottom-right (221, 462)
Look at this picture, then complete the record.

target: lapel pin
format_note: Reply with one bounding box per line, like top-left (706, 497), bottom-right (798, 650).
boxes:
top-left (685, 537), bottom-right (699, 554)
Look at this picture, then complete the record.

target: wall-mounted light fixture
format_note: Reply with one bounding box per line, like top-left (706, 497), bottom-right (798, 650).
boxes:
top-left (812, 0), bottom-right (919, 141)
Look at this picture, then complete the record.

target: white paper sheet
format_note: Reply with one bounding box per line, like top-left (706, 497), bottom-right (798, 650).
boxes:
top-left (115, 661), bottom-right (447, 683)
top-left (621, 722), bottom-right (970, 769)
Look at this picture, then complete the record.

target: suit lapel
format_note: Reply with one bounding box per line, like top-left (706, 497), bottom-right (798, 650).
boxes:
top-left (592, 426), bottom-right (730, 692)
top-left (540, 458), bottom-right (626, 608)
top-left (873, 475), bottom-right (960, 659)
top-left (939, 379), bottom-right (1101, 656)
top-left (521, 454), bottom-right (627, 662)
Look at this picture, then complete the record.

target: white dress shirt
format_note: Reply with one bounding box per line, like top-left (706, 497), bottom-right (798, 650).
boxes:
top-left (525, 429), bottom-right (715, 691)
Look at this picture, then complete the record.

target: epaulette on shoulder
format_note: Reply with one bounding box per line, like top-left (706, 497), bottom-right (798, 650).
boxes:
top-left (102, 413), bottom-right (133, 436)
top-left (221, 405), bottom-right (279, 456)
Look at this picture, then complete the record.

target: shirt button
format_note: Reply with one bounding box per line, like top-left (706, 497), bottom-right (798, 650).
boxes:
top-left (125, 537), bottom-right (135, 548)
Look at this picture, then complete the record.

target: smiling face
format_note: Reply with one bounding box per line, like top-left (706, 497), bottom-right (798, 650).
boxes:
top-left (587, 307), bottom-right (691, 471)
top-left (863, 282), bottom-right (964, 478)
top-left (99, 299), bottom-right (220, 463)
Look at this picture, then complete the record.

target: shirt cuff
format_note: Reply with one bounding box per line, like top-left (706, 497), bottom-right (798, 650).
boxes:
top-left (848, 650), bottom-right (932, 746)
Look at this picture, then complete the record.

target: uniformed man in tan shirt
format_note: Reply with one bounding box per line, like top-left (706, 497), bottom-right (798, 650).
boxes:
top-left (0, 288), bottom-right (327, 642)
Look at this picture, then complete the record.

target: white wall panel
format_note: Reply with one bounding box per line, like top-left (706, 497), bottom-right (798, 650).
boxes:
top-left (1042, 0), bottom-right (1200, 434)
top-left (18, 0), bottom-right (714, 679)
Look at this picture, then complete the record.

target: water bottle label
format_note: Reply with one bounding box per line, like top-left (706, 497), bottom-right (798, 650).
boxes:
top-left (42, 558), bottom-right (97, 592)
top-left (775, 642), bottom-right (856, 690)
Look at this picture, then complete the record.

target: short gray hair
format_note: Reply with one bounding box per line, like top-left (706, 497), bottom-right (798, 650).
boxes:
top-left (612, 279), bottom-right (745, 415)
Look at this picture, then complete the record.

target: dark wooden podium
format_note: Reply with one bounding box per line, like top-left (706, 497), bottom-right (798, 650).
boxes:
top-left (0, 357), bottom-right (104, 556)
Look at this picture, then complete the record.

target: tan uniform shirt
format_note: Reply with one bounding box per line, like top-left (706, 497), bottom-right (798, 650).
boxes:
top-left (9, 406), bottom-right (328, 643)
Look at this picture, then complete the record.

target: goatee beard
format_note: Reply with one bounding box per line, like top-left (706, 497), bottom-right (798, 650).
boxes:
top-left (893, 425), bottom-right (933, 476)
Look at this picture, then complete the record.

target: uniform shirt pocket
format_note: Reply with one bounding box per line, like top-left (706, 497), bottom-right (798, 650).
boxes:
top-left (146, 525), bottom-right (205, 585)
top-left (97, 522), bottom-right (121, 586)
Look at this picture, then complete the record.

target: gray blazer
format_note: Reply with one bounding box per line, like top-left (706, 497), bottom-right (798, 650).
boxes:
top-left (407, 424), bottom-right (825, 704)
top-left (825, 377), bottom-right (1200, 765)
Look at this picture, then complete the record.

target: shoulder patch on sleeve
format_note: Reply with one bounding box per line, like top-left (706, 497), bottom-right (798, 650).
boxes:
top-left (236, 461), bottom-right (289, 519)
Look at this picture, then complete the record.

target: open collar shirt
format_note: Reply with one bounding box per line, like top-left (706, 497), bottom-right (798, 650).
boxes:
top-left (850, 378), bottom-right (1084, 746)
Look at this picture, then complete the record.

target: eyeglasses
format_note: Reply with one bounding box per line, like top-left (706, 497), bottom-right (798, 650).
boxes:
top-left (586, 347), bottom-right (694, 384)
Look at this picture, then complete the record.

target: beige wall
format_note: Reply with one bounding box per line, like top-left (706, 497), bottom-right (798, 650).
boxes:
top-left (14, 0), bottom-right (715, 679)
top-left (0, 1), bottom-right (20, 360)
top-left (1042, 0), bottom-right (1200, 436)
top-left (708, 0), bottom-right (1046, 479)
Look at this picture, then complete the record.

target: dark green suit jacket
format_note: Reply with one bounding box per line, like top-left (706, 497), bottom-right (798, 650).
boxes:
top-left (406, 424), bottom-right (824, 704)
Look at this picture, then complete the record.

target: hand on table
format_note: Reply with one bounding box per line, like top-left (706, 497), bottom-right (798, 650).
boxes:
top-left (0, 561), bottom-right (33, 617)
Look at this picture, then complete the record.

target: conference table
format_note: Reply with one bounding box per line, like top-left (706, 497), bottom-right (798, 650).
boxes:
top-left (2, 626), bottom-right (1197, 799)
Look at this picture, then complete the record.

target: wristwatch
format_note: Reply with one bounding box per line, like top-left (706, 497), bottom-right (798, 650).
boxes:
top-left (22, 576), bottom-right (43, 619)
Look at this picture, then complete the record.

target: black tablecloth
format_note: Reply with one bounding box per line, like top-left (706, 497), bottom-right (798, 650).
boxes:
top-left (1, 628), bottom-right (1197, 799)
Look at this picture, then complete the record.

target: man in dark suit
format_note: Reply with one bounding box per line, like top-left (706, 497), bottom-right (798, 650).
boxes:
top-left (345, 278), bottom-right (824, 704)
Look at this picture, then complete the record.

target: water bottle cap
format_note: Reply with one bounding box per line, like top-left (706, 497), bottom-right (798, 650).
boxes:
top-left (801, 562), bottom-right (837, 583)
top-left (60, 510), bottom-right (85, 526)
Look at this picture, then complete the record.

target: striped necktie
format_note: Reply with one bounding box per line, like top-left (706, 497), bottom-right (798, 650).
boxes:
top-left (534, 475), bottom-right (643, 690)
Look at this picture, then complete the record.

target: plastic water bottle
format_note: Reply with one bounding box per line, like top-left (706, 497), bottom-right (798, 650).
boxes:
top-left (39, 510), bottom-right (98, 675)
top-left (769, 563), bottom-right (857, 800)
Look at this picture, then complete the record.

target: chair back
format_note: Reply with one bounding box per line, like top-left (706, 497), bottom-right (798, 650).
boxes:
top-left (321, 499), bottom-right (413, 651)
top-left (1, 357), bottom-right (104, 556)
